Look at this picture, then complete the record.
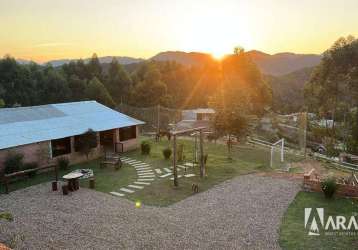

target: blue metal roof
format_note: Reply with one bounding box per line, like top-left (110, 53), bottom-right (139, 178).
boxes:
top-left (0, 101), bottom-right (144, 150)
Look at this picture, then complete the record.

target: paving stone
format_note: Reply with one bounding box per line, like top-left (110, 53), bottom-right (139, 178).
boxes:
top-left (128, 185), bottom-right (144, 189)
top-left (164, 168), bottom-right (172, 173)
top-left (135, 167), bottom-right (151, 170)
top-left (134, 181), bottom-right (151, 185)
top-left (120, 188), bottom-right (135, 193)
top-left (109, 191), bottom-right (125, 197)
top-left (184, 174), bottom-right (196, 177)
top-left (137, 175), bottom-right (156, 178)
top-left (160, 173), bottom-right (172, 178)
top-left (137, 178), bottom-right (155, 181)
top-left (154, 169), bottom-right (162, 174)
top-left (137, 171), bottom-right (154, 174)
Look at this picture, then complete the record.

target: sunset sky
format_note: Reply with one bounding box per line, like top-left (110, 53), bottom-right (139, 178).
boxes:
top-left (0, 0), bottom-right (357, 63)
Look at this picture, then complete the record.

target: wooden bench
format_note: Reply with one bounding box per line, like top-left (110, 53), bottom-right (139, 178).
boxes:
top-left (100, 154), bottom-right (122, 170)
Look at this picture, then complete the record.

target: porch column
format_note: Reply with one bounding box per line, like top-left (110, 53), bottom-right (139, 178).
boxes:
top-left (96, 132), bottom-right (101, 149)
top-left (70, 136), bottom-right (75, 153)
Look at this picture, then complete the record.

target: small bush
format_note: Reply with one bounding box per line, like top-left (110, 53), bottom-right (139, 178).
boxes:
top-left (321, 177), bottom-right (338, 199)
top-left (22, 162), bottom-right (39, 178)
top-left (57, 157), bottom-right (70, 171)
top-left (162, 148), bottom-right (172, 160)
top-left (0, 212), bottom-right (13, 222)
top-left (141, 141), bottom-right (151, 155)
top-left (4, 153), bottom-right (24, 174)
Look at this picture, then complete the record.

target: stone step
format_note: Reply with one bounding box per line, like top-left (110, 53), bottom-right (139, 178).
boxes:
top-left (137, 173), bottom-right (155, 176)
top-left (137, 175), bottom-right (156, 178)
top-left (137, 178), bottom-right (155, 182)
top-left (159, 173), bottom-right (172, 178)
top-left (137, 171), bottom-right (154, 175)
top-left (135, 167), bottom-right (151, 170)
top-left (128, 184), bottom-right (144, 189)
top-left (154, 169), bottom-right (162, 174)
top-left (184, 174), bottom-right (196, 178)
top-left (120, 188), bottom-right (135, 193)
top-left (134, 181), bottom-right (151, 185)
top-left (164, 168), bottom-right (172, 173)
top-left (110, 191), bottom-right (125, 197)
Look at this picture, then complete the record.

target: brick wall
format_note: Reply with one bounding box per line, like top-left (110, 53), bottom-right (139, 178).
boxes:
top-left (0, 128), bottom-right (141, 172)
top-left (0, 141), bottom-right (50, 172)
top-left (303, 169), bottom-right (358, 198)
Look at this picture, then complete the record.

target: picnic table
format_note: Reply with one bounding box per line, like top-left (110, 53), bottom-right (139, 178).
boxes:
top-left (63, 172), bottom-right (83, 191)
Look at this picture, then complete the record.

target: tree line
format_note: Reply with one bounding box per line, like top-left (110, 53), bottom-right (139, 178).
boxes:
top-left (0, 50), bottom-right (271, 113)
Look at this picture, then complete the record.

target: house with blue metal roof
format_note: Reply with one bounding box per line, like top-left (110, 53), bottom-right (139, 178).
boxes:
top-left (0, 101), bottom-right (144, 169)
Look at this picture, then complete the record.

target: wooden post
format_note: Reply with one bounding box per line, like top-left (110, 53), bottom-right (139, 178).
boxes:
top-left (199, 130), bottom-right (205, 177)
top-left (55, 164), bottom-right (58, 182)
top-left (4, 177), bottom-right (9, 194)
top-left (173, 135), bottom-right (178, 186)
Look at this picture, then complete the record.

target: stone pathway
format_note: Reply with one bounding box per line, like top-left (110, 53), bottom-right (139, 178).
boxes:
top-left (110, 159), bottom-right (199, 197)
top-left (109, 157), bottom-right (157, 197)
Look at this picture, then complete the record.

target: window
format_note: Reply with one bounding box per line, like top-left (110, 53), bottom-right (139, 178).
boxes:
top-left (51, 137), bottom-right (71, 157)
top-left (119, 126), bottom-right (136, 141)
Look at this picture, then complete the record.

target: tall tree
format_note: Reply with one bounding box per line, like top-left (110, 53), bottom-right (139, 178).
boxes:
top-left (87, 53), bottom-right (103, 80)
top-left (130, 63), bottom-right (170, 106)
top-left (105, 58), bottom-right (132, 104)
top-left (305, 36), bottom-right (358, 130)
top-left (86, 77), bottom-right (115, 107)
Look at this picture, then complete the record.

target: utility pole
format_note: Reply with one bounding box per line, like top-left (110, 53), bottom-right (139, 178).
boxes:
top-left (173, 135), bottom-right (178, 186)
top-left (303, 112), bottom-right (307, 157)
top-left (157, 104), bottom-right (160, 136)
top-left (199, 130), bottom-right (205, 177)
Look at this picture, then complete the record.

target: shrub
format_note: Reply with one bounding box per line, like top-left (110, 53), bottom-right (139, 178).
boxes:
top-left (141, 141), bottom-right (151, 155)
top-left (162, 148), bottom-right (172, 160)
top-left (321, 177), bottom-right (338, 199)
top-left (22, 162), bottom-right (39, 178)
top-left (75, 129), bottom-right (97, 159)
top-left (0, 212), bottom-right (13, 222)
top-left (4, 153), bottom-right (24, 174)
top-left (57, 157), bottom-right (70, 171)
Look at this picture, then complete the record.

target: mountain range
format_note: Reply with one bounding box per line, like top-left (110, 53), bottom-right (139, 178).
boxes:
top-left (150, 50), bottom-right (322, 76)
top-left (16, 56), bottom-right (144, 67)
top-left (15, 50), bottom-right (322, 76)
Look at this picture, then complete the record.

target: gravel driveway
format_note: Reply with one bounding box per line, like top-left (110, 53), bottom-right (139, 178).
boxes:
top-left (0, 175), bottom-right (300, 250)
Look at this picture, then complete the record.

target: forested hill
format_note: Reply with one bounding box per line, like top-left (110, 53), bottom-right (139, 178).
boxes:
top-left (150, 50), bottom-right (321, 76)
top-left (246, 51), bottom-right (321, 76)
top-left (266, 67), bottom-right (314, 113)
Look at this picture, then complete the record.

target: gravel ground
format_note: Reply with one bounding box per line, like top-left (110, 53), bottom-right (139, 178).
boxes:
top-left (0, 175), bottom-right (301, 250)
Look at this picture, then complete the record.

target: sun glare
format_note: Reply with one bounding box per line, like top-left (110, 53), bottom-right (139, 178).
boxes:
top-left (211, 50), bottom-right (227, 60)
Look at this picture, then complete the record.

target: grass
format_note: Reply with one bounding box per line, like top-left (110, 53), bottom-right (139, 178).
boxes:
top-left (279, 191), bottom-right (358, 250)
top-left (0, 158), bottom-right (137, 194)
top-left (1, 136), bottom-right (303, 206)
top-left (120, 137), bottom-right (303, 206)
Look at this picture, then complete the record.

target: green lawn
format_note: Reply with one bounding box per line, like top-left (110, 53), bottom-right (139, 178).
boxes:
top-left (120, 137), bottom-right (303, 206)
top-left (279, 192), bottom-right (358, 250)
top-left (1, 137), bottom-right (303, 206)
top-left (0, 159), bottom-right (137, 194)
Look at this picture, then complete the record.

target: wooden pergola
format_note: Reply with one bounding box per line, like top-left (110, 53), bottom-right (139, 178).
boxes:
top-left (170, 126), bottom-right (206, 186)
